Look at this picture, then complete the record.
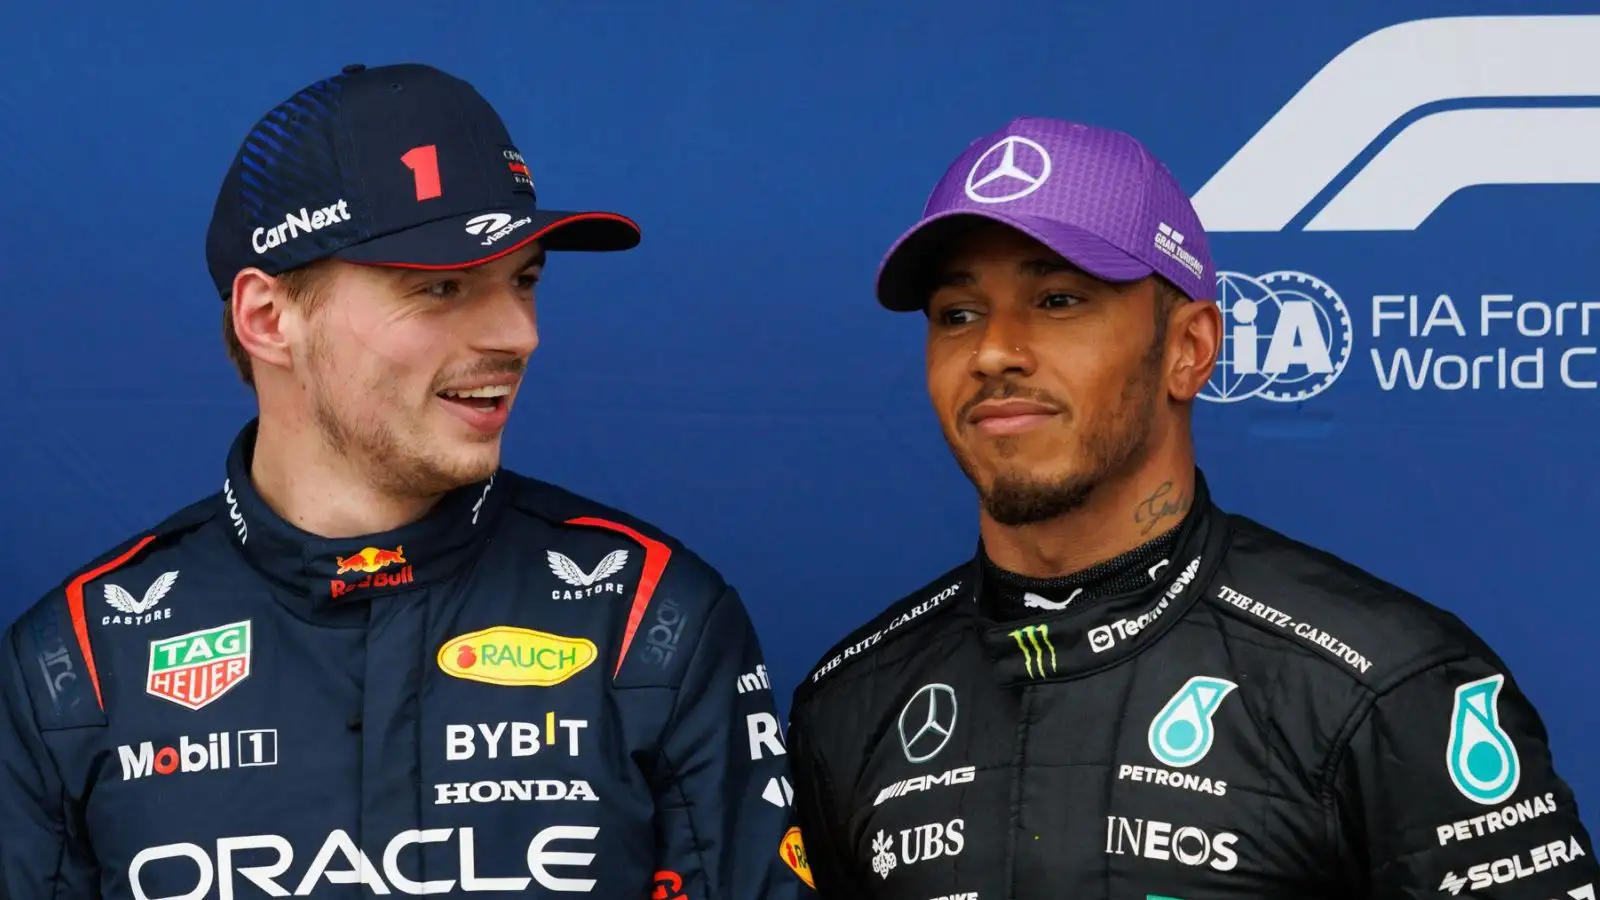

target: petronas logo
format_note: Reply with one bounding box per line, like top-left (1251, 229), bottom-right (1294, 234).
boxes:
top-left (1010, 624), bottom-right (1057, 679)
top-left (1448, 674), bottom-right (1520, 805)
top-left (1148, 676), bottom-right (1238, 768)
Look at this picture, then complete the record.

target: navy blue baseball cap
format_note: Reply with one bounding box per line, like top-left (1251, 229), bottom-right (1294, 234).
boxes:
top-left (205, 62), bottom-right (640, 299)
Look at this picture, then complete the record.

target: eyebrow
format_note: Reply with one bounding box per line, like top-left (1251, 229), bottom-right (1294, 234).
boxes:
top-left (932, 257), bottom-right (1084, 288)
top-left (399, 247), bottom-right (546, 282)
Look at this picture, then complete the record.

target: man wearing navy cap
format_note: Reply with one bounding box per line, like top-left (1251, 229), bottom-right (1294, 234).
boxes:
top-left (786, 117), bottom-right (1596, 899)
top-left (0, 63), bottom-right (813, 900)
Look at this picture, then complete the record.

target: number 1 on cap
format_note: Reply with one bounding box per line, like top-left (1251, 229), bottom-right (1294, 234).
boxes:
top-left (401, 145), bottom-right (442, 201)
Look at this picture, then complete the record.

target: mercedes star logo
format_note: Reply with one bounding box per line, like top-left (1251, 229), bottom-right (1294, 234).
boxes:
top-left (964, 135), bottom-right (1052, 204)
top-left (897, 682), bottom-right (957, 763)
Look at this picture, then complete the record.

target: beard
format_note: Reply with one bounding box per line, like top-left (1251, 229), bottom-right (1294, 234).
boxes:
top-left (304, 329), bottom-right (501, 500)
top-left (947, 339), bottom-right (1166, 527)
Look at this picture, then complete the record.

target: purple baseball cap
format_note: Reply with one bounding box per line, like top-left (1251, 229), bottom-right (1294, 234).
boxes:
top-left (876, 116), bottom-right (1216, 312)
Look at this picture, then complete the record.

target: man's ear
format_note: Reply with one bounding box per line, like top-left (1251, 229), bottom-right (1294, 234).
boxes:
top-left (230, 268), bottom-right (296, 377)
top-left (1167, 299), bottom-right (1222, 402)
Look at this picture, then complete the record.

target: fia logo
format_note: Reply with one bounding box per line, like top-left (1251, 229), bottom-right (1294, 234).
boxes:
top-left (1201, 271), bottom-right (1352, 404)
top-left (1447, 674), bottom-right (1520, 805)
top-left (1148, 676), bottom-right (1238, 768)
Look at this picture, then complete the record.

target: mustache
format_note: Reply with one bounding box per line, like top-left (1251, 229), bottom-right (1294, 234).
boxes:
top-left (957, 380), bottom-right (1068, 422)
top-left (436, 357), bottom-right (527, 388)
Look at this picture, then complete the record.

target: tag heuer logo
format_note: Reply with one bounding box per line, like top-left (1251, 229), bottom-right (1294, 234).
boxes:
top-left (147, 621), bottom-right (253, 710)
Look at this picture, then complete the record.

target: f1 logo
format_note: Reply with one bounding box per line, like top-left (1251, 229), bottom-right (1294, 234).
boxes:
top-left (1194, 15), bottom-right (1600, 232)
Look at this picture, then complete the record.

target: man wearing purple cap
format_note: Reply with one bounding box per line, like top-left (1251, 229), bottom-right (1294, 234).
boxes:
top-left (784, 117), bottom-right (1595, 899)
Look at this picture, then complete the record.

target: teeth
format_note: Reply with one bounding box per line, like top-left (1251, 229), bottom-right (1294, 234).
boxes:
top-left (441, 385), bottom-right (512, 399)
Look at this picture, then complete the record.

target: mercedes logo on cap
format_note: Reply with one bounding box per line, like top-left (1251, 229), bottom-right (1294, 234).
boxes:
top-left (897, 683), bottom-right (957, 763)
top-left (965, 135), bottom-right (1052, 204)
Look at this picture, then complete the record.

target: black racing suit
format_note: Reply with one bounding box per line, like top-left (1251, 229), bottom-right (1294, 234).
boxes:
top-left (0, 420), bottom-right (814, 900)
top-left (787, 470), bottom-right (1598, 900)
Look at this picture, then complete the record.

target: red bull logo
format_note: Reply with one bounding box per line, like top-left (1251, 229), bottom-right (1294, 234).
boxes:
top-left (335, 546), bottom-right (406, 575)
top-left (330, 546), bottom-right (414, 599)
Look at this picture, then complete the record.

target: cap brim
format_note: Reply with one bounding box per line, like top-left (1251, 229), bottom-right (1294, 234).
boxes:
top-left (875, 210), bottom-right (1154, 312)
top-left (334, 209), bottom-right (640, 270)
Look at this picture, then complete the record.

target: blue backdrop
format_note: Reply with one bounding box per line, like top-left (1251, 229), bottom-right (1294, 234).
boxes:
top-left (2, 1), bottom-right (1595, 834)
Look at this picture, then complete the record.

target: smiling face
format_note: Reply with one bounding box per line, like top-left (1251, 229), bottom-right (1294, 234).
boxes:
top-left (281, 244), bottom-right (544, 497)
top-left (923, 220), bottom-right (1183, 526)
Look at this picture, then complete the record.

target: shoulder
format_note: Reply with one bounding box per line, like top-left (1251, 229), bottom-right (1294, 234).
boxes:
top-left (1207, 511), bottom-right (1495, 689)
top-left (792, 560), bottom-right (972, 706)
top-left (15, 492), bottom-right (220, 629)
top-left (497, 470), bottom-right (726, 595)
top-left (4, 493), bottom-right (219, 727)
top-left (495, 471), bottom-right (745, 684)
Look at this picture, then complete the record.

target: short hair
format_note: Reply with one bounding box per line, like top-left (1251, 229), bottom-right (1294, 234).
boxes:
top-left (1150, 273), bottom-right (1186, 342)
top-left (1153, 273), bottom-right (1185, 313)
top-left (221, 261), bottom-right (332, 389)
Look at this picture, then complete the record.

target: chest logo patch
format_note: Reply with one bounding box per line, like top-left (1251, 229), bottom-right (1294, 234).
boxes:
top-left (1447, 673), bottom-right (1520, 805)
top-left (1148, 675), bottom-right (1238, 768)
top-left (438, 627), bottom-right (598, 687)
top-left (146, 620), bottom-right (253, 710)
top-left (105, 570), bottom-right (179, 626)
top-left (548, 550), bottom-right (628, 586)
top-left (546, 550), bottom-right (630, 600)
top-left (897, 683), bottom-right (958, 763)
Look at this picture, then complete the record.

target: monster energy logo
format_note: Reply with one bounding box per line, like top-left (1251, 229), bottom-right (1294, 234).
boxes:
top-left (1011, 624), bottom-right (1057, 679)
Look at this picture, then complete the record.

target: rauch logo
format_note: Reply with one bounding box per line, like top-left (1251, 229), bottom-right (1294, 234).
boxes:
top-left (780, 827), bottom-right (814, 889)
top-left (438, 626), bottom-right (598, 687)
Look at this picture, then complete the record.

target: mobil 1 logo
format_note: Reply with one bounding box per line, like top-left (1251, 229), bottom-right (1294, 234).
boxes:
top-left (118, 729), bottom-right (278, 781)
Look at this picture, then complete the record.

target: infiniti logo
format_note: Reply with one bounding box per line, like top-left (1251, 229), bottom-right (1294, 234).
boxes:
top-left (897, 683), bottom-right (957, 764)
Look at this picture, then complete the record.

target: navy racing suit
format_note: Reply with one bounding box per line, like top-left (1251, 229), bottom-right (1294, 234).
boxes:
top-left (0, 420), bottom-right (816, 900)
